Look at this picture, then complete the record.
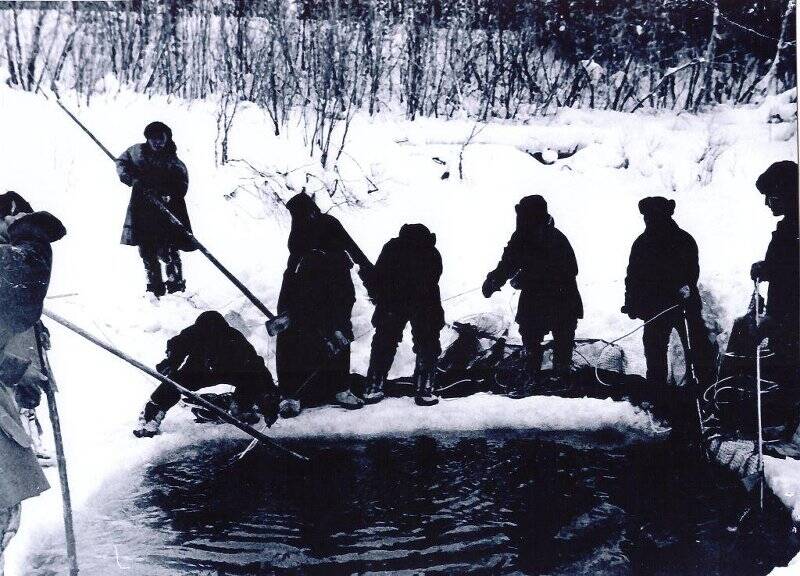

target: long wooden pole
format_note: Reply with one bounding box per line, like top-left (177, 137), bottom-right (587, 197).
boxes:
top-left (34, 324), bottom-right (79, 576)
top-left (42, 309), bottom-right (308, 463)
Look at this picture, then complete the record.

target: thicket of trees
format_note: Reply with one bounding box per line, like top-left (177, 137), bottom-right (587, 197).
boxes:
top-left (1, 0), bottom-right (795, 164)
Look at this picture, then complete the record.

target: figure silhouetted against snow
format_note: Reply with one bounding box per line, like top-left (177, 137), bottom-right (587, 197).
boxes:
top-left (363, 223), bottom-right (444, 406)
top-left (133, 311), bottom-right (280, 438)
top-left (275, 193), bottom-right (373, 416)
top-left (116, 121), bottom-right (194, 299)
top-left (482, 195), bottom-right (583, 398)
top-left (623, 197), bottom-right (717, 391)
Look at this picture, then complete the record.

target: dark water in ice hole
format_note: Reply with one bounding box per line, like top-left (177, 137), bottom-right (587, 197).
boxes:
top-left (29, 432), bottom-right (799, 576)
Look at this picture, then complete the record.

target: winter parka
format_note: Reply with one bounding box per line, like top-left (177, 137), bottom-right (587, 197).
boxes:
top-left (487, 218), bottom-right (583, 325)
top-left (116, 141), bottom-right (194, 250)
top-left (624, 219), bottom-right (701, 320)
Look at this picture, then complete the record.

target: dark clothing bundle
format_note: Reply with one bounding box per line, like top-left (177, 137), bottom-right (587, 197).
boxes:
top-left (624, 217), bottom-right (716, 388)
top-left (116, 142), bottom-right (193, 251)
top-left (369, 224), bottom-right (445, 375)
top-left (276, 194), bottom-right (372, 403)
top-left (151, 312), bottom-right (278, 416)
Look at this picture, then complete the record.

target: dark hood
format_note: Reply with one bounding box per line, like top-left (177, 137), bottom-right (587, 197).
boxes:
top-left (8, 211), bottom-right (66, 244)
top-left (398, 223), bottom-right (436, 247)
top-left (286, 193), bottom-right (321, 220)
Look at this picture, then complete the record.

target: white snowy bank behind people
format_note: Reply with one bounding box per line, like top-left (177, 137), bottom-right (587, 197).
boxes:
top-left (0, 198), bottom-right (66, 575)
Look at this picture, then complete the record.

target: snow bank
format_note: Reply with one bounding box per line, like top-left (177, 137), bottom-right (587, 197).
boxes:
top-left (0, 84), bottom-right (796, 573)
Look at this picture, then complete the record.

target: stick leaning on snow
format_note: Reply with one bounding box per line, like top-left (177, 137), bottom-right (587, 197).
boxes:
top-left (42, 308), bottom-right (309, 463)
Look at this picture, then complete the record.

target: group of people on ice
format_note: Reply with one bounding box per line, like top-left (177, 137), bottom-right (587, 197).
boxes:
top-left (0, 118), bottom-right (797, 568)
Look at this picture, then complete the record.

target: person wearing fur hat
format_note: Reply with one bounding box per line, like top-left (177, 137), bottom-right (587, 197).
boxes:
top-left (275, 192), bottom-right (373, 415)
top-left (623, 196), bottom-right (717, 393)
top-left (116, 121), bottom-right (194, 300)
top-left (482, 195), bottom-right (583, 398)
top-left (0, 203), bottom-right (66, 573)
top-left (362, 223), bottom-right (444, 406)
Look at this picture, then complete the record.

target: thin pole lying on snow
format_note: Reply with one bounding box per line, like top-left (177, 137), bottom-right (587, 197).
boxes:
top-left (42, 309), bottom-right (309, 463)
top-left (48, 96), bottom-right (289, 336)
top-left (34, 324), bottom-right (79, 576)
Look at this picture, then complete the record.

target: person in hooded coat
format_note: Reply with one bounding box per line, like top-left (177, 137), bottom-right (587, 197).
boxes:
top-left (623, 197), bottom-right (717, 392)
top-left (482, 195), bottom-right (583, 398)
top-left (133, 311), bottom-right (280, 437)
top-left (275, 193), bottom-right (373, 415)
top-left (0, 205), bottom-right (66, 573)
top-left (116, 121), bottom-right (194, 298)
top-left (362, 223), bottom-right (444, 406)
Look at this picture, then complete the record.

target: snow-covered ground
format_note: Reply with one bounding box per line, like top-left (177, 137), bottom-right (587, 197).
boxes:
top-left (0, 84), bottom-right (797, 574)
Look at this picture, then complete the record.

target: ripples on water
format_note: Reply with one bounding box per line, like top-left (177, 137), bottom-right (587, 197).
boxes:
top-left (29, 432), bottom-right (799, 575)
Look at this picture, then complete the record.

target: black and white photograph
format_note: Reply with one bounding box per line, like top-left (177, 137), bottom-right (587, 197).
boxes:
top-left (0, 0), bottom-right (798, 574)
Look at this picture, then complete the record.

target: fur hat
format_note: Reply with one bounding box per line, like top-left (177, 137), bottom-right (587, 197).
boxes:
top-left (8, 211), bottom-right (67, 244)
top-left (144, 121), bottom-right (173, 141)
top-left (756, 161), bottom-right (798, 200)
top-left (0, 191), bottom-right (33, 218)
top-left (399, 223), bottom-right (436, 246)
top-left (638, 196), bottom-right (676, 217)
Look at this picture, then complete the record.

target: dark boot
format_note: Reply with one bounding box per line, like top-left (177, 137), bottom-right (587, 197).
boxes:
top-left (414, 358), bottom-right (439, 406)
top-left (508, 346), bottom-right (539, 399)
top-left (164, 248), bottom-right (185, 293)
top-left (147, 282), bottom-right (166, 298)
top-left (140, 246), bottom-right (165, 298)
top-left (362, 367), bottom-right (386, 404)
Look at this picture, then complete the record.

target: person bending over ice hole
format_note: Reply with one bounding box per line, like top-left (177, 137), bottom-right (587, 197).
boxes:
top-left (482, 195), bottom-right (583, 398)
top-left (622, 197), bottom-right (717, 396)
top-left (362, 224), bottom-right (444, 407)
top-left (276, 193), bottom-right (373, 417)
top-left (116, 121), bottom-right (195, 301)
top-left (133, 311), bottom-right (280, 438)
top-left (0, 202), bottom-right (66, 574)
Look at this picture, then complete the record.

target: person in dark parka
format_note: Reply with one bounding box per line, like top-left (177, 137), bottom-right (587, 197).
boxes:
top-left (750, 160), bottom-right (799, 430)
top-left (275, 193), bottom-right (373, 415)
top-left (0, 206), bottom-right (65, 572)
top-left (116, 121), bottom-right (194, 298)
top-left (623, 197), bottom-right (717, 391)
top-left (362, 224), bottom-right (445, 406)
top-left (482, 195), bottom-right (583, 398)
top-left (133, 311), bottom-right (280, 437)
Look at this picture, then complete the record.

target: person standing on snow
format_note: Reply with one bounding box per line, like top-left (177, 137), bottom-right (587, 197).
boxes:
top-left (362, 224), bottom-right (444, 407)
top-left (749, 160), bottom-right (799, 430)
top-left (0, 192), bottom-right (54, 467)
top-left (116, 121), bottom-right (194, 300)
top-left (622, 197), bottom-right (717, 392)
top-left (0, 205), bottom-right (66, 574)
top-left (275, 192), bottom-right (373, 416)
top-left (133, 311), bottom-right (280, 438)
top-left (482, 195), bottom-right (583, 398)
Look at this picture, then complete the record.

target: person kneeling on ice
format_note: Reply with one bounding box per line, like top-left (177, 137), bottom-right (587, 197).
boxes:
top-left (622, 197), bottom-right (717, 393)
top-left (362, 224), bottom-right (444, 407)
top-left (482, 195), bottom-right (583, 398)
top-left (116, 121), bottom-right (195, 301)
top-left (0, 204), bottom-right (66, 573)
top-left (134, 311), bottom-right (280, 438)
top-left (275, 193), bottom-right (373, 416)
